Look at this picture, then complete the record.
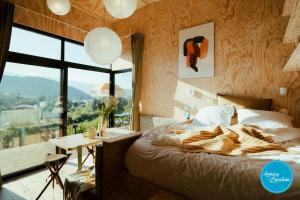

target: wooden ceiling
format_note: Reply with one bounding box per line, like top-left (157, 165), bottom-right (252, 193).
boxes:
top-left (70, 0), bottom-right (160, 24)
top-left (13, 0), bottom-right (160, 31)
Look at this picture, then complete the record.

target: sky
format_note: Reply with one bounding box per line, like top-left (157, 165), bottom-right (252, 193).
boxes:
top-left (5, 27), bottom-right (132, 90)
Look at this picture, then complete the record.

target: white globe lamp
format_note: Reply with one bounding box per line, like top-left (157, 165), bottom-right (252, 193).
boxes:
top-left (84, 27), bottom-right (122, 65)
top-left (47, 0), bottom-right (71, 16)
top-left (103, 0), bottom-right (137, 19)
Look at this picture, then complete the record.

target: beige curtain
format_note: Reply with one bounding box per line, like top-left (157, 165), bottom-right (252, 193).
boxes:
top-left (130, 33), bottom-right (144, 131)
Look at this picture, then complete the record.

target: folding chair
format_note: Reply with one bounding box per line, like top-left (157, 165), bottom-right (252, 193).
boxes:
top-left (36, 153), bottom-right (70, 200)
top-left (82, 145), bottom-right (96, 165)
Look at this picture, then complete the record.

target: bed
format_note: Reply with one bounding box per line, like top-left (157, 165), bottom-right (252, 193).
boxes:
top-left (95, 95), bottom-right (300, 200)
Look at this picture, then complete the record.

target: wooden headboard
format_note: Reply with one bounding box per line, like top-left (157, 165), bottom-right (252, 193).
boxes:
top-left (217, 94), bottom-right (272, 111)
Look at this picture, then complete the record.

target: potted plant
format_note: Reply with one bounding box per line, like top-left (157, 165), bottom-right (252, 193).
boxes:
top-left (98, 96), bottom-right (118, 137)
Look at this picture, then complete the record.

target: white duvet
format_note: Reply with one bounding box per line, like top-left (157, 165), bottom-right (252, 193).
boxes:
top-left (124, 125), bottom-right (300, 200)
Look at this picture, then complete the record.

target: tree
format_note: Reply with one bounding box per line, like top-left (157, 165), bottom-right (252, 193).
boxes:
top-left (0, 127), bottom-right (18, 149)
top-left (115, 97), bottom-right (128, 114)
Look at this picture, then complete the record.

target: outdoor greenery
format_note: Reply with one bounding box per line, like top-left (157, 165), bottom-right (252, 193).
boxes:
top-left (0, 92), bottom-right (132, 148)
top-left (0, 73), bottom-right (131, 149)
top-left (67, 96), bottom-right (131, 135)
top-left (0, 127), bottom-right (18, 149)
top-left (98, 96), bottom-right (119, 121)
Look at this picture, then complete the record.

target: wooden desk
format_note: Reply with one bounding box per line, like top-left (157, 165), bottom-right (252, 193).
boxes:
top-left (50, 128), bottom-right (133, 170)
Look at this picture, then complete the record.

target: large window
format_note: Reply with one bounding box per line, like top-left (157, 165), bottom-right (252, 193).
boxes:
top-left (0, 63), bottom-right (60, 175)
top-left (67, 68), bottom-right (109, 135)
top-left (0, 24), bottom-right (132, 177)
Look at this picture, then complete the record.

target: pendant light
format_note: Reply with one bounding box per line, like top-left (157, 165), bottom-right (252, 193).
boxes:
top-left (84, 7), bottom-right (122, 65)
top-left (103, 0), bottom-right (137, 19)
top-left (84, 27), bottom-right (122, 65)
top-left (47, 0), bottom-right (71, 16)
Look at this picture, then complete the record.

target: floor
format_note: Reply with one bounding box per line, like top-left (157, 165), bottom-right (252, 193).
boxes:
top-left (0, 155), bottom-right (94, 200)
top-left (0, 142), bottom-right (56, 176)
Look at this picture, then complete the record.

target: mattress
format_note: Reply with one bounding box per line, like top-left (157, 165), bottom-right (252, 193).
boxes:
top-left (124, 127), bottom-right (300, 200)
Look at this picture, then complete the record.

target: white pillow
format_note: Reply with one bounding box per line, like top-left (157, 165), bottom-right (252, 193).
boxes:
top-left (192, 105), bottom-right (234, 127)
top-left (237, 109), bottom-right (293, 130)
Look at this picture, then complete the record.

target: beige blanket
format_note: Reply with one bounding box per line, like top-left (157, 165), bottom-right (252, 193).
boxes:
top-left (177, 125), bottom-right (287, 155)
top-left (126, 126), bottom-right (300, 200)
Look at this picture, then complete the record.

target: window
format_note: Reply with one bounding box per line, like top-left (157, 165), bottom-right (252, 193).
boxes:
top-left (114, 72), bottom-right (132, 129)
top-left (112, 58), bottom-right (133, 71)
top-left (9, 27), bottom-right (61, 60)
top-left (67, 68), bottom-right (109, 135)
top-left (0, 63), bottom-right (61, 176)
top-left (0, 24), bottom-right (132, 177)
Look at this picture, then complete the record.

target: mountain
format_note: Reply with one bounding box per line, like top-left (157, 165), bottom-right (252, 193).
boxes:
top-left (0, 75), bottom-right (92, 100)
top-left (69, 80), bottom-right (132, 98)
top-left (69, 80), bottom-right (95, 95)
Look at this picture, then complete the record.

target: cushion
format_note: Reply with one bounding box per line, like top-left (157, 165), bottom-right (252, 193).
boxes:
top-left (237, 109), bottom-right (293, 130)
top-left (192, 105), bottom-right (234, 127)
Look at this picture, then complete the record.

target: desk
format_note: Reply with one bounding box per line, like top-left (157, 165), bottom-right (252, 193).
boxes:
top-left (50, 128), bottom-right (133, 170)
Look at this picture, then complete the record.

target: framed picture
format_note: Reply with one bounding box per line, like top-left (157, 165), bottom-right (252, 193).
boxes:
top-left (178, 22), bottom-right (214, 79)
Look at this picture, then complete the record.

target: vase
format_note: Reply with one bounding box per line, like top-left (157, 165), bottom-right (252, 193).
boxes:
top-left (87, 127), bottom-right (96, 139)
top-left (99, 117), bottom-right (108, 137)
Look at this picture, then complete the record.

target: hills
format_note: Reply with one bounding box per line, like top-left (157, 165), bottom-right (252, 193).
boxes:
top-left (0, 75), bottom-right (92, 100)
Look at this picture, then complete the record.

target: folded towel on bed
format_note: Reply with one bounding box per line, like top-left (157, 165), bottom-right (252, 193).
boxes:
top-left (151, 125), bottom-right (287, 156)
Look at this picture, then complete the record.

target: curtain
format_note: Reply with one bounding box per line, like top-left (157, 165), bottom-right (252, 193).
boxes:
top-left (0, 0), bottom-right (14, 82)
top-left (130, 33), bottom-right (144, 131)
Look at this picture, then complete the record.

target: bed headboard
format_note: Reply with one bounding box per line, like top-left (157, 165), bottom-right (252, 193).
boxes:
top-left (217, 94), bottom-right (272, 111)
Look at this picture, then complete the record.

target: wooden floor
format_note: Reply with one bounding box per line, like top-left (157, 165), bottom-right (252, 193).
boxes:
top-left (0, 156), bottom-right (94, 200)
top-left (0, 142), bottom-right (56, 176)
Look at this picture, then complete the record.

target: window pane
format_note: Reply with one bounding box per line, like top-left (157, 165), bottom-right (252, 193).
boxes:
top-left (9, 27), bottom-right (61, 60)
top-left (112, 58), bottom-right (133, 71)
top-left (114, 72), bottom-right (132, 129)
top-left (67, 68), bottom-right (109, 135)
top-left (65, 41), bottom-right (110, 69)
top-left (0, 63), bottom-right (61, 176)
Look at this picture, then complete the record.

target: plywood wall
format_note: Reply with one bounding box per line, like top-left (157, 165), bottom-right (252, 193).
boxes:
top-left (113, 0), bottom-right (300, 127)
top-left (11, 0), bottom-right (161, 42)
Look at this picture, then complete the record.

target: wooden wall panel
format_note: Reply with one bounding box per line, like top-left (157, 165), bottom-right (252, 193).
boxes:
top-left (113, 0), bottom-right (300, 127)
top-left (12, 0), bottom-right (161, 42)
top-left (12, 0), bottom-right (110, 42)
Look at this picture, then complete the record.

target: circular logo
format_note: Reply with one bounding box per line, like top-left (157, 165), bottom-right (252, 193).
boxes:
top-left (260, 160), bottom-right (294, 194)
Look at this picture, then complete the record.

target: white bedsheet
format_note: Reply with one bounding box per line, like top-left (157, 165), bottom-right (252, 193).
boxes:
top-left (124, 126), bottom-right (300, 200)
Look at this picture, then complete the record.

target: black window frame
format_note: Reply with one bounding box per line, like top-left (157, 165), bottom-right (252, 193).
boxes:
top-left (2, 23), bottom-right (132, 179)
top-left (6, 23), bottom-right (132, 134)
